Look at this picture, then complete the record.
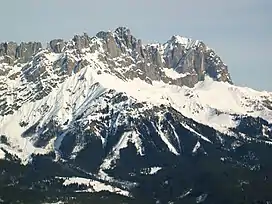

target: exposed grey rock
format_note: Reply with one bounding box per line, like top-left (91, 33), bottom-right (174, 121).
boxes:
top-left (72, 33), bottom-right (91, 50)
top-left (48, 27), bottom-right (232, 88)
top-left (0, 41), bottom-right (42, 65)
top-left (96, 31), bottom-right (121, 58)
top-left (115, 27), bottom-right (137, 50)
top-left (16, 42), bottom-right (42, 63)
top-left (0, 42), bottom-right (17, 64)
top-left (0, 42), bottom-right (16, 57)
top-left (94, 27), bottom-right (232, 87)
top-left (48, 39), bottom-right (65, 53)
top-left (162, 36), bottom-right (232, 85)
top-left (0, 27), bottom-right (232, 88)
top-left (164, 40), bottom-right (186, 70)
top-left (0, 27), bottom-right (235, 116)
top-left (204, 49), bottom-right (231, 83)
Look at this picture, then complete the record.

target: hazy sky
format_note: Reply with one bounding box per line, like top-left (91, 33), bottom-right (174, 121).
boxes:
top-left (0, 0), bottom-right (271, 91)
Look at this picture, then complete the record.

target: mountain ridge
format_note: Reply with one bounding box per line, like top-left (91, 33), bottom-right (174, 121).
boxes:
top-left (0, 26), bottom-right (271, 162)
top-left (0, 27), bottom-right (272, 204)
top-left (0, 26), bottom-right (231, 83)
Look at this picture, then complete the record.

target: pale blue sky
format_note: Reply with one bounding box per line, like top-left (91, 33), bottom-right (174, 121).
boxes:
top-left (0, 0), bottom-right (271, 91)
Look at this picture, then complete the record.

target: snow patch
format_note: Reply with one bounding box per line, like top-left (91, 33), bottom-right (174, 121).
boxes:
top-left (181, 123), bottom-right (212, 143)
top-left (60, 176), bottom-right (130, 197)
top-left (100, 131), bottom-right (144, 170)
top-left (192, 141), bottom-right (201, 153)
top-left (179, 188), bottom-right (193, 199)
top-left (163, 68), bottom-right (189, 79)
top-left (155, 115), bottom-right (179, 155)
top-left (196, 193), bottom-right (208, 203)
top-left (140, 167), bottom-right (162, 175)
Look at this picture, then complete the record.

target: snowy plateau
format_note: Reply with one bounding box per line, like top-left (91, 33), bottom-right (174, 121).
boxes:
top-left (0, 27), bottom-right (272, 204)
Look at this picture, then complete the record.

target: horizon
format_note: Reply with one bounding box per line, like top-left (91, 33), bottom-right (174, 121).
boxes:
top-left (0, 0), bottom-right (271, 91)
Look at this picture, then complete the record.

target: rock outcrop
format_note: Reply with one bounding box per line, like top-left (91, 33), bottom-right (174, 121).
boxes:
top-left (0, 27), bottom-right (234, 116)
top-left (92, 27), bottom-right (232, 87)
top-left (0, 26), bottom-right (232, 86)
top-left (0, 42), bottom-right (42, 65)
top-left (48, 39), bottom-right (65, 53)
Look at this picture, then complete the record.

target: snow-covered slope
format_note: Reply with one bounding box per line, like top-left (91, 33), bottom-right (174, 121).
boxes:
top-left (1, 60), bottom-right (271, 162)
top-left (0, 27), bottom-right (271, 161)
top-left (0, 27), bottom-right (272, 201)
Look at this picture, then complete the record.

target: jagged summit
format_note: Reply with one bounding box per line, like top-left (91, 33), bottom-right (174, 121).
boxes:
top-left (114, 26), bottom-right (132, 36)
top-left (0, 26), bottom-right (231, 85)
top-left (0, 41), bottom-right (42, 65)
top-left (0, 27), bottom-right (236, 120)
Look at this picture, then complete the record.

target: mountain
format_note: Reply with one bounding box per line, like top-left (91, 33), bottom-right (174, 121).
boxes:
top-left (0, 27), bottom-right (272, 204)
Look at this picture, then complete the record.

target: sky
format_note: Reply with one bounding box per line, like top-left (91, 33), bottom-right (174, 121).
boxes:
top-left (0, 0), bottom-right (271, 91)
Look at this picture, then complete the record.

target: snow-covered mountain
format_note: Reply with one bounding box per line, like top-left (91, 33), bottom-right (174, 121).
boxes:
top-left (0, 27), bottom-right (272, 204)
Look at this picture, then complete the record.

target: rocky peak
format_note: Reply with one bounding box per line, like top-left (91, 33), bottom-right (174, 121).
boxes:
top-left (0, 27), bottom-right (232, 86)
top-left (90, 28), bottom-right (233, 86)
top-left (114, 26), bottom-right (131, 37)
top-left (72, 33), bottom-right (92, 50)
top-left (0, 41), bottom-right (42, 65)
top-left (114, 27), bottom-right (138, 50)
top-left (0, 27), bottom-right (234, 117)
top-left (163, 35), bottom-right (232, 84)
top-left (16, 42), bottom-right (42, 63)
top-left (95, 27), bottom-right (139, 56)
top-left (48, 39), bottom-right (65, 53)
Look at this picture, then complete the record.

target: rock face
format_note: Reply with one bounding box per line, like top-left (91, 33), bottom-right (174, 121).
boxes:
top-left (48, 39), bottom-right (65, 53)
top-left (0, 26), bottom-right (231, 83)
top-left (91, 27), bottom-right (232, 87)
top-left (0, 41), bottom-right (42, 65)
top-left (0, 27), bottom-right (234, 117)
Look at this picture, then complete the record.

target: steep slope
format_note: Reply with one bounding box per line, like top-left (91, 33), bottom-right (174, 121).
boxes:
top-left (0, 27), bottom-right (233, 116)
top-left (0, 27), bottom-right (272, 203)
